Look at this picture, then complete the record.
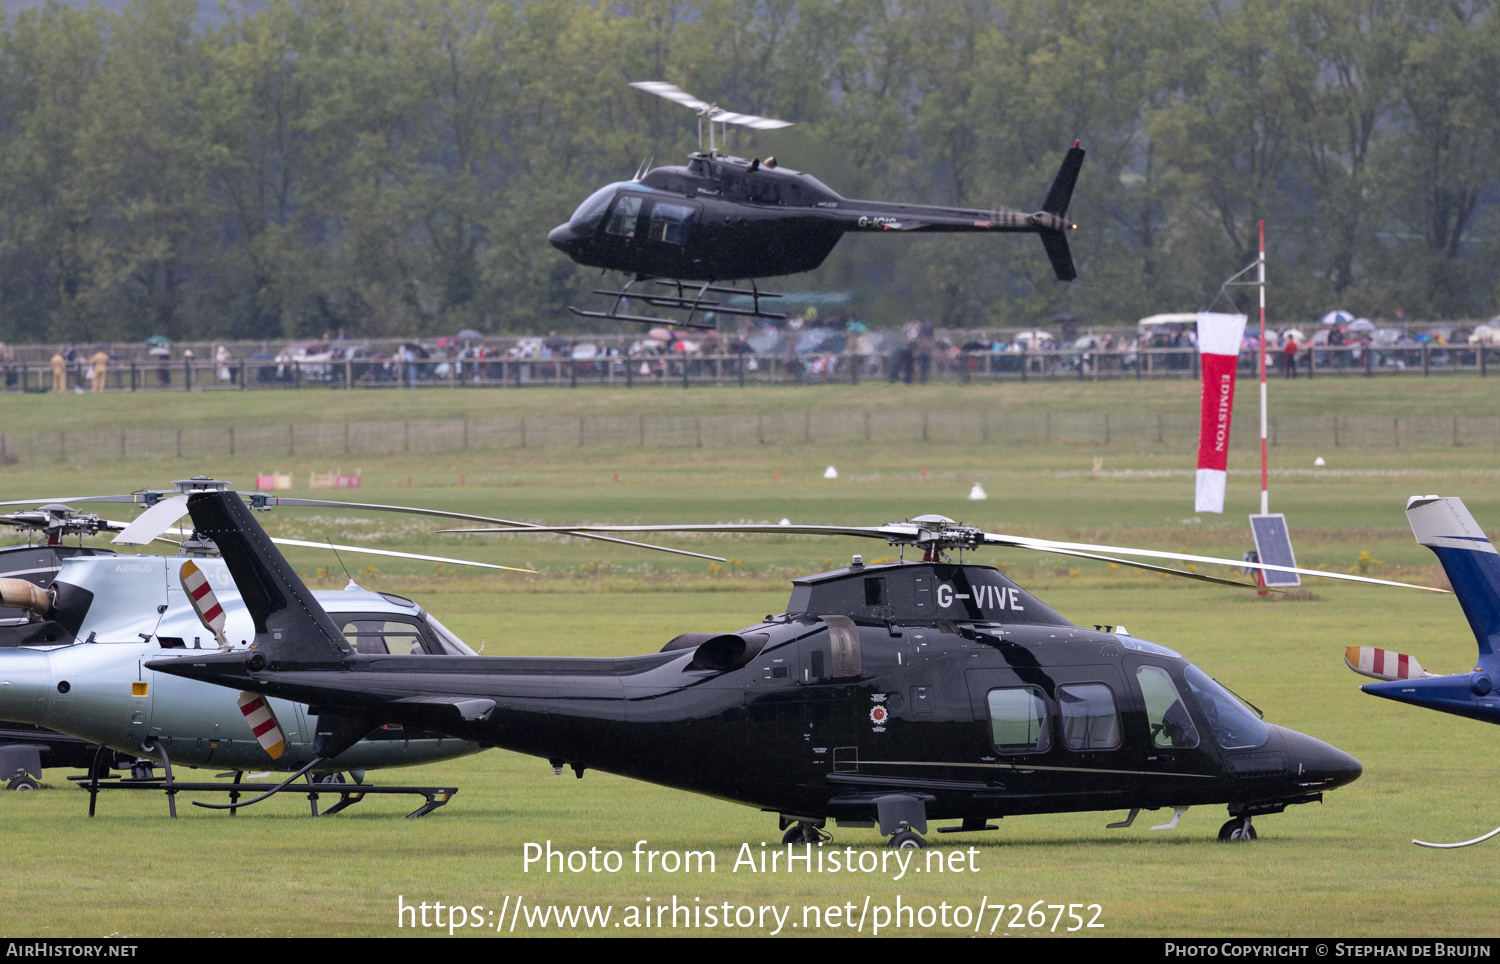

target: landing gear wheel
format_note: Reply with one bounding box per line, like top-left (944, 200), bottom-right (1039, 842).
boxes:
top-left (888, 829), bottom-right (926, 849)
top-left (1218, 817), bottom-right (1257, 841)
top-left (782, 822), bottom-right (823, 845)
top-left (129, 762), bottom-right (154, 780)
top-left (313, 772), bottom-right (348, 785)
top-left (7, 775), bottom-right (39, 791)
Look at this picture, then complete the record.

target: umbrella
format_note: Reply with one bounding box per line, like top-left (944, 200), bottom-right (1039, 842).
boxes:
top-left (145, 335), bottom-right (171, 347)
top-left (1320, 310), bottom-right (1354, 326)
top-left (455, 329), bottom-right (484, 341)
top-left (1348, 318), bottom-right (1375, 332)
top-left (648, 327), bottom-right (673, 342)
top-left (1012, 329), bottom-right (1053, 346)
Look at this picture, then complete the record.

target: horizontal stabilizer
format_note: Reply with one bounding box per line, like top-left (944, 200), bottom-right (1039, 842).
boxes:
top-left (394, 696), bottom-right (497, 723)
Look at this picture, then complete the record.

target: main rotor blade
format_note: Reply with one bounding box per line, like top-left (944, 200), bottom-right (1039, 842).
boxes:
top-left (629, 81), bottom-right (792, 130)
top-left (269, 538), bottom-right (536, 573)
top-left (111, 495), bottom-right (190, 545)
top-left (709, 110), bottom-right (793, 131)
top-left (630, 81), bottom-right (712, 112)
top-left (442, 521), bottom-right (1444, 593)
top-left (1029, 544), bottom-right (1270, 591)
top-left (0, 494), bottom-right (140, 507)
top-left (1413, 825), bottom-right (1500, 849)
top-left (253, 497), bottom-right (727, 562)
top-left (980, 532), bottom-right (1449, 593)
top-left (438, 522), bottom-right (906, 539)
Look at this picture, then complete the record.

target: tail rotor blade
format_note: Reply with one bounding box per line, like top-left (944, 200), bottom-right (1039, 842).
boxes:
top-left (1344, 646), bottom-right (1433, 681)
top-left (236, 691), bottom-right (287, 760)
top-left (179, 559), bottom-right (231, 651)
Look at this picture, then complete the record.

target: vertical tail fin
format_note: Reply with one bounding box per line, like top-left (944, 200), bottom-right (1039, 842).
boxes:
top-left (184, 490), bottom-right (351, 664)
top-left (1038, 144), bottom-right (1084, 281)
top-left (1042, 144), bottom-right (1086, 218)
top-left (1406, 495), bottom-right (1500, 666)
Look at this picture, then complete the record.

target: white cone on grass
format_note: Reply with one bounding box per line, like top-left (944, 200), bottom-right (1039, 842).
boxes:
top-left (823, 466), bottom-right (838, 479)
top-left (969, 483), bottom-right (988, 501)
top-left (1314, 456), bottom-right (1326, 467)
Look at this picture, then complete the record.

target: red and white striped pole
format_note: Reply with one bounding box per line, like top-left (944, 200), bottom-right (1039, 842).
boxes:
top-left (1258, 219), bottom-right (1268, 516)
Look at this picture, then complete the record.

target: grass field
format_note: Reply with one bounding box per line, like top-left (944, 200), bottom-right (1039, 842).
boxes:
top-left (2, 380), bottom-right (1498, 937)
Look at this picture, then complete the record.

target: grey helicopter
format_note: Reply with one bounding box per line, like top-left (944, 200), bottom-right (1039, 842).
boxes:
top-left (154, 492), bottom-right (1442, 846)
top-left (0, 478), bottom-right (719, 810)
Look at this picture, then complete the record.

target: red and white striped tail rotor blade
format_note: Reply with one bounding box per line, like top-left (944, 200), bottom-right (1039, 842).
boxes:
top-left (237, 692), bottom-right (287, 760)
top-left (1345, 646), bottom-right (1431, 681)
top-left (179, 559), bottom-right (229, 650)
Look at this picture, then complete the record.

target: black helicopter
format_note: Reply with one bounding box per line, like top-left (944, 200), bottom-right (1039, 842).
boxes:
top-left (151, 493), bottom-right (1445, 846)
top-left (547, 82), bottom-right (1085, 328)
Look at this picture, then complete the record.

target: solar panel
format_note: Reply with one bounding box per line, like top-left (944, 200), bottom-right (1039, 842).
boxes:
top-left (1249, 514), bottom-right (1301, 587)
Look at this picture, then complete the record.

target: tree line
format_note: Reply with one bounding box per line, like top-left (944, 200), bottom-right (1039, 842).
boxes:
top-left (0, 0), bottom-right (1494, 344)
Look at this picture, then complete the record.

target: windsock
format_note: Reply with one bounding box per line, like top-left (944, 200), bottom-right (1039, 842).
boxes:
top-left (1345, 646), bottom-right (1433, 681)
top-left (1194, 312), bottom-right (1248, 513)
top-left (180, 560), bottom-right (287, 760)
top-left (236, 691), bottom-right (287, 760)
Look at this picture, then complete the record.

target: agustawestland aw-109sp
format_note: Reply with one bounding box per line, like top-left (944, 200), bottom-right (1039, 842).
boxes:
top-left (153, 492), bottom-right (1444, 845)
top-left (547, 82), bottom-right (1084, 328)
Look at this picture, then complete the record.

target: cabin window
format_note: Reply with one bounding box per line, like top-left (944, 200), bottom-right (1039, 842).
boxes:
top-left (864, 577), bottom-right (886, 606)
top-left (340, 617), bottom-right (425, 656)
top-left (605, 194), bottom-right (643, 237)
top-left (1057, 683), bottom-right (1122, 750)
top-left (1135, 665), bottom-right (1200, 748)
top-left (750, 178), bottom-right (782, 204)
top-left (648, 203), bottom-right (695, 245)
top-left (421, 612), bottom-right (478, 656)
top-left (568, 183), bottom-right (618, 232)
top-left (986, 686), bottom-right (1051, 753)
top-left (1183, 665), bottom-right (1269, 750)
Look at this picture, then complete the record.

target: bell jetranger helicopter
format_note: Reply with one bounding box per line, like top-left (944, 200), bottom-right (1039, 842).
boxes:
top-left (154, 492), bottom-right (1440, 846)
top-left (548, 82), bottom-right (1085, 329)
top-left (1342, 495), bottom-right (1500, 849)
top-left (0, 478), bottom-right (721, 813)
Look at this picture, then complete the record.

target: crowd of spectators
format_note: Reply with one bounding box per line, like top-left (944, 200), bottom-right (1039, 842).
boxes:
top-left (4, 311), bottom-right (1496, 392)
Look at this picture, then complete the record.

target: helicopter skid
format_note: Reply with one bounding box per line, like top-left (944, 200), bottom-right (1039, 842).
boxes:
top-left (70, 771), bottom-right (457, 819)
top-left (569, 279), bottom-right (787, 330)
top-left (567, 305), bottom-right (718, 330)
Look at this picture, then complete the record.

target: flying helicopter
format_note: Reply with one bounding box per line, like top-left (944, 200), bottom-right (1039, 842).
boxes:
top-left (1341, 495), bottom-right (1500, 849)
top-left (0, 478), bottom-right (720, 808)
top-left (153, 493), bottom-right (1441, 846)
top-left (548, 82), bottom-right (1085, 328)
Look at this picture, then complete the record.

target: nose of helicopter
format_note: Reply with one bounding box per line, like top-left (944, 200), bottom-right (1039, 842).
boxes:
top-left (548, 222), bottom-right (581, 256)
top-left (1277, 725), bottom-right (1362, 791)
top-left (0, 649), bottom-right (55, 726)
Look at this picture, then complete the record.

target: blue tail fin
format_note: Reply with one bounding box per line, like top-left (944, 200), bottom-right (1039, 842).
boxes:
top-left (1406, 495), bottom-right (1500, 670)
